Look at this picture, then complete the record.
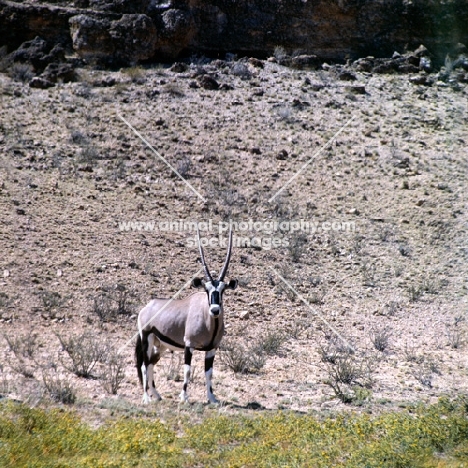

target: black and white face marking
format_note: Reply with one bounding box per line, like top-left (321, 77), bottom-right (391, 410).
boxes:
top-left (191, 277), bottom-right (238, 317)
top-left (205, 280), bottom-right (227, 317)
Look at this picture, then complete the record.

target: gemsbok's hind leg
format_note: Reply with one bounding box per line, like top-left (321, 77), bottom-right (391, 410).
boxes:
top-left (180, 346), bottom-right (193, 402)
top-left (144, 333), bottom-right (162, 401)
top-left (205, 349), bottom-right (219, 404)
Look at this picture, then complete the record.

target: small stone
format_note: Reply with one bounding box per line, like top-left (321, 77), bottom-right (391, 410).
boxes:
top-left (346, 84), bottom-right (366, 94)
top-left (398, 64), bottom-right (420, 73)
top-left (239, 310), bottom-right (250, 320)
top-left (220, 83), bottom-right (234, 90)
top-left (406, 55), bottom-right (420, 66)
top-left (3, 270), bottom-right (9, 278)
top-left (394, 157), bottom-right (410, 169)
top-left (349, 208), bottom-right (360, 215)
top-left (291, 54), bottom-right (319, 69)
top-left (42, 62), bottom-right (76, 83)
top-left (171, 62), bottom-right (188, 73)
top-left (338, 70), bottom-right (357, 81)
top-left (409, 75), bottom-right (428, 85)
top-left (419, 57), bottom-right (432, 72)
top-left (57, 269), bottom-right (63, 277)
top-left (248, 57), bottom-right (264, 68)
top-left (309, 82), bottom-right (325, 91)
top-left (353, 58), bottom-right (373, 72)
top-left (77, 164), bottom-right (93, 172)
top-left (198, 75), bottom-right (219, 90)
top-left (414, 44), bottom-right (429, 57)
top-left (276, 149), bottom-right (288, 160)
top-left (101, 76), bottom-right (116, 87)
top-left (29, 77), bottom-right (55, 89)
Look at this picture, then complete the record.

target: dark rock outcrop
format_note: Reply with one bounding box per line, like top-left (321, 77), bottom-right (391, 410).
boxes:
top-left (1, 0), bottom-right (468, 64)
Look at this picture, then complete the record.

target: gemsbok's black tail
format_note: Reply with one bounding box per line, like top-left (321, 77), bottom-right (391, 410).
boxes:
top-left (135, 333), bottom-right (144, 386)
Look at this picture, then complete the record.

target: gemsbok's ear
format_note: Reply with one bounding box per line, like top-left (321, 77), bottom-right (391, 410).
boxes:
top-left (227, 278), bottom-right (238, 290)
top-left (191, 277), bottom-right (204, 288)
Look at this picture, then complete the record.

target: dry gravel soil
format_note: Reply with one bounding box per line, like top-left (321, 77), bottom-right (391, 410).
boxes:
top-left (0, 58), bottom-right (467, 421)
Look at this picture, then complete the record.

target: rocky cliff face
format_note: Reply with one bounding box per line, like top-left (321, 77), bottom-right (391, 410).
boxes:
top-left (1, 0), bottom-right (467, 64)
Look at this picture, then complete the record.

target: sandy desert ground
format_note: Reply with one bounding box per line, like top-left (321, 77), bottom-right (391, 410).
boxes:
top-left (0, 56), bottom-right (467, 422)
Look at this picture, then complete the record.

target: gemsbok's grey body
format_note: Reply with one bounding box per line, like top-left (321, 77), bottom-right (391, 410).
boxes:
top-left (135, 228), bottom-right (237, 403)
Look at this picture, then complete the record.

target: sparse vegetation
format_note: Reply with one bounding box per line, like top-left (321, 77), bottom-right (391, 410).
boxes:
top-left (41, 366), bottom-right (76, 404)
top-left (287, 232), bottom-right (308, 263)
top-left (122, 66), bottom-right (146, 83)
top-left (39, 290), bottom-right (67, 316)
top-left (220, 339), bottom-right (266, 374)
top-left (56, 332), bottom-right (106, 378)
top-left (322, 347), bottom-right (377, 404)
top-left (4, 329), bottom-right (40, 378)
top-left (91, 284), bottom-right (136, 322)
top-left (3, 397), bottom-right (468, 466)
top-left (8, 63), bottom-right (34, 82)
top-left (161, 353), bottom-right (182, 382)
top-left (369, 325), bottom-right (392, 352)
top-left (254, 328), bottom-right (286, 356)
top-left (411, 356), bottom-right (441, 388)
top-left (163, 82), bottom-right (185, 96)
top-left (98, 352), bottom-right (126, 395)
top-left (408, 283), bottom-right (424, 302)
top-left (446, 315), bottom-right (466, 349)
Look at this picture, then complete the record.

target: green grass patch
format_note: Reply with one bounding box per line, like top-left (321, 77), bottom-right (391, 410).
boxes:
top-left (1, 397), bottom-right (468, 467)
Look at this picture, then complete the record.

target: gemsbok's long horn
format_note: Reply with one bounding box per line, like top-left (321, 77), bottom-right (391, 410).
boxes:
top-left (197, 226), bottom-right (213, 282)
top-left (218, 227), bottom-right (233, 282)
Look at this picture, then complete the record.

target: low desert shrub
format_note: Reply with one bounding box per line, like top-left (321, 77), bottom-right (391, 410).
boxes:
top-left (56, 332), bottom-right (106, 378)
top-left (91, 284), bottom-right (136, 322)
top-left (369, 325), bottom-right (392, 352)
top-left (41, 367), bottom-right (76, 404)
top-left (4, 329), bottom-right (40, 378)
top-left (98, 354), bottom-right (126, 395)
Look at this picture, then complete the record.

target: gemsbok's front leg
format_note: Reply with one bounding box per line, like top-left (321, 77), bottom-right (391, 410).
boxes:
top-left (205, 349), bottom-right (219, 404)
top-left (180, 346), bottom-right (193, 402)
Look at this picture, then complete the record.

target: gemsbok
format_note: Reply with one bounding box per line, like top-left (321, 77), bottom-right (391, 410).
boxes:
top-left (135, 227), bottom-right (237, 403)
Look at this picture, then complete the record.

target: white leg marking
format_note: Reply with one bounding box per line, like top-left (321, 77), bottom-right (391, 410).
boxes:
top-left (180, 364), bottom-right (191, 402)
top-left (141, 363), bottom-right (150, 404)
top-left (205, 349), bottom-right (219, 404)
top-left (147, 363), bottom-right (161, 401)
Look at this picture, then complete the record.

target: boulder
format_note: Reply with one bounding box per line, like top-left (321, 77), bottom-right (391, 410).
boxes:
top-left (69, 15), bottom-right (114, 62)
top-left (156, 9), bottom-right (196, 58)
top-left (109, 14), bottom-right (158, 62)
top-left (29, 76), bottom-right (55, 88)
top-left (42, 62), bottom-right (76, 83)
top-left (197, 74), bottom-right (219, 90)
top-left (291, 54), bottom-right (320, 70)
top-left (10, 36), bottom-right (64, 72)
top-left (69, 14), bottom-right (158, 65)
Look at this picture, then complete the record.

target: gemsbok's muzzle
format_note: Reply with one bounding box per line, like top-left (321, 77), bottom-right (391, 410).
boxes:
top-left (210, 290), bottom-right (221, 317)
